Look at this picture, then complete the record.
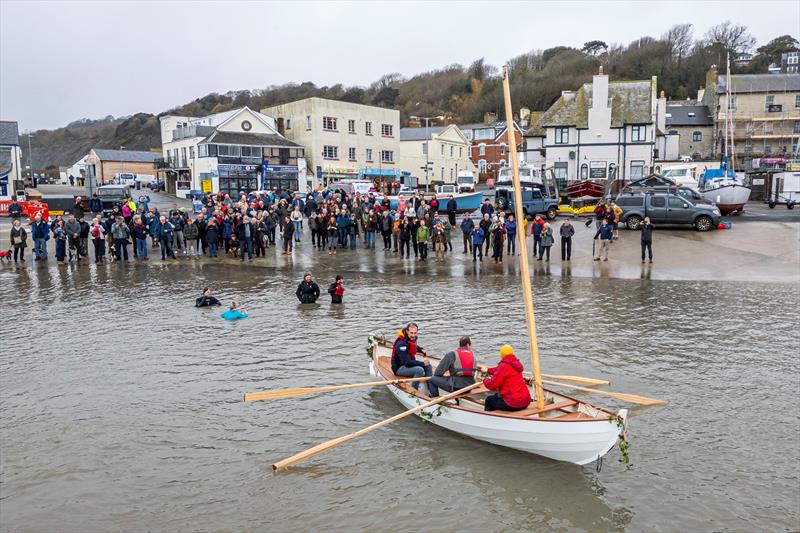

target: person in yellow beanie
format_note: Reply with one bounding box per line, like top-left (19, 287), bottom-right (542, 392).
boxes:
top-left (482, 344), bottom-right (531, 411)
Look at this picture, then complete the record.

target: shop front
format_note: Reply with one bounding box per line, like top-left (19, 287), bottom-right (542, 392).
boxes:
top-left (359, 168), bottom-right (401, 194)
top-left (261, 165), bottom-right (299, 192)
top-left (320, 166), bottom-right (358, 185)
top-left (218, 164), bottom-right (259, 197)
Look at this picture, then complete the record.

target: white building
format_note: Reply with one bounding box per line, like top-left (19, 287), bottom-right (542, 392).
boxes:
top-left (399, 124), bottom-right (476, 186)
top-left (0, 120), bottom-right (23, 199)
top-left (524, 70), bottom-right (679, 186)
top-left (159, 107), bottom-right (304, 197)
top-left (262, 97), bottom-right (400, 189)
top-left (65, 154), bottom-right (89, 184)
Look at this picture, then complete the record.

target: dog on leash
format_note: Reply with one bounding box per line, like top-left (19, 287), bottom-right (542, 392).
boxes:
top-left (0, 249), bottom-right (12, 262)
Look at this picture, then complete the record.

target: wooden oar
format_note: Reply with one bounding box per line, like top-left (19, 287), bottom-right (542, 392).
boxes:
top-left (542, 379), bottom-right (667, 406)
top-left (244, 377), bottom-right (432, 402)
top-left (475, 365), bottom-right (609, 387)
top-left (272, 382), bottom-right (483, 470)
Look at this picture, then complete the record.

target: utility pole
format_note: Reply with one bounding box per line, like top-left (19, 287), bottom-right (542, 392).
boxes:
top-left (409, 115), bottom-right (444, 192)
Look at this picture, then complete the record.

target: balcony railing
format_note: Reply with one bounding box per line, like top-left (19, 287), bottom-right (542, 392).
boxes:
top-left (172, 125), bottom-right (215, 141)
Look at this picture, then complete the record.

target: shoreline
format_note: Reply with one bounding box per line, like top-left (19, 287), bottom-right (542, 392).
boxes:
top-left (1, 219), bottom-right (797, 283)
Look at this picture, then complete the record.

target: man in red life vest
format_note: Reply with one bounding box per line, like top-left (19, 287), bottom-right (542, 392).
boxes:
top-left (427, 336), bottom-right (476, 397)
top-left (328, 275), bottom-right (345, 304)
top-left (391, 322), bottom-right (431, 391)
top-left (483, 344), bottom-right (532, 412)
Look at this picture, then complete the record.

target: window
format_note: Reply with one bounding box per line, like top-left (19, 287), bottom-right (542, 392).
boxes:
top-left (553, 162), bottom-right (568, 182)
top-left (199, 144), bottom-right (208, 157)
top-left (380, 150), bottom-right (394, 163)
top-left (651, 196), bottom-right (666, 208)
top-left (764, 122), bottom-right (773, 134)
top-left (306, 116), bottom-right (312, 130)
top-left (381, 124), bottom-right (393, 137)
top-left (181, 147), bottom-right (187, 165)
top-left (729, 96), bottom-right (737, 110)
top-left (450, 145), bottom-right (454, 157)
top-left (366, 148), bottom-right (373, 162)
top-left (348, 119), bottom-right (356, 134)
top-left (323, 116), bottom-right (337, 131)
top-left (229, 145), bottom-right (241, 157)
top-left (189, 146), bottom-right (195, 159)
top-left (478, 143), bottom-right (486, 156)
top-left (459, 147), bottom-right (463, 158)
top-left (422, 143), bottom-right (427, 155)
top-left (692, 131), bottom-right (703, 142)
top-left (765, 95), bottom-right (774, 111)
top-left (616, 196), bottom-right (644, 207)
top-left (631, 125), bottom-right (646, 142)
top-left (630, 160), bottom-right (645, 180)
top-left (365, 121), bottom-right (372, 135)
top-left (500, 143), bottom-right (506, 156)
top-left (580, 163), bottom-right (588, 180)
top-left (440, 168), bottom-right (444, 180)
top-left (764, 144), bottom-right (772, 154)
top-left (450, 168), bottom-right (454, 180)
top-left (555, 127), bottom-right (569, 144)
top-left (789, 54), bottom-right (799, 65)
top-left (668, 197), bottom-right (686, 208)
top-left (348, 147), bottom-right (356, 161)
top-left (794, 121), bottom-right (800, 134)
top-left (441, 144), bottom-right (444, 156)
top-left (323, 145), bottom-right (338, 159)
top-left (286, 119), bottom-right (292, 130)
top-left (796, 95), bottom-right (800, 108)
top-left (478, 159), bottom-right (487, 172)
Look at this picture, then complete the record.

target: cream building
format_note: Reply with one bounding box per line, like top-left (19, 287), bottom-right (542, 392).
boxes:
top-left (262, 97), bottom-right (400, 187)
top-left (525, 70), bottom-right (678, 187)
top-left (399, 125), bottom-right (476, 186)
top-left (159, 107), bottom-right (304, 197)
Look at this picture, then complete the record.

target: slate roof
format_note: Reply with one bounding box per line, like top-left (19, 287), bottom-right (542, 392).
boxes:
top-left (0, 149), bottom-right (13, 176)
top-left (718, 73), bottom-right (800, 94)
top-left (201, 130), bottom-right (301, 147)
top-left (665, 105), bottom-right (713, 127)
top-left (526, 80), bottom-right (653, 135)
top-left (400, 126), bottom-right (447, 141)
top-left (0, 121), bottom-right (20, 146)
top-left (92, 149), bottom-right (160, 162)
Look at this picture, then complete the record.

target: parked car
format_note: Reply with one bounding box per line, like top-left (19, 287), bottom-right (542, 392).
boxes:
top-left (96, 184), bottom-right (131, 216)
top-left (614, 191), bottom-right (721, 231)
top-left (495, 187), bottom-right (559, 220)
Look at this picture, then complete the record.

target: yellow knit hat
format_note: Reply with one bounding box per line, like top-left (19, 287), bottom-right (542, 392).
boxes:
top-left (499, 344), bottom-right (514, 357)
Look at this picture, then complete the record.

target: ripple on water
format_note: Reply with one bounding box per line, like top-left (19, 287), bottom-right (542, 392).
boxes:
top-left (1, 264), bottom-right (798, 532)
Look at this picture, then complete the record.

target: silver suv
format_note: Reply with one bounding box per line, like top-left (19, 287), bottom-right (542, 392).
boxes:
top-left (614, 191), bottom-right (722, 231)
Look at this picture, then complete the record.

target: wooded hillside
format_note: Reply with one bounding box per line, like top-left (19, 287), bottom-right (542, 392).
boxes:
top-left (26, 23), bottom-right (797, 173)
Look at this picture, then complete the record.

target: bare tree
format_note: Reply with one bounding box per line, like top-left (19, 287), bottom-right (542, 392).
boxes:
top-left (663, 23), bottom-right (694, 61)
top-left (704, 21), bottom-right (755, 59)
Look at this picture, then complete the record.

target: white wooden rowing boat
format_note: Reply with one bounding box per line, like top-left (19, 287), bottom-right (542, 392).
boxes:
top-left (368, 338), bottom-right (627, 466)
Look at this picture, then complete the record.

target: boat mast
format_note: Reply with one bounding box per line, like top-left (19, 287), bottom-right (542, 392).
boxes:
top-left (723, 54), bottom-right (729, 168)
top-left (501, 65), bottom-right (545, 410)
top-left (727, 53), bottom-right (735, 172)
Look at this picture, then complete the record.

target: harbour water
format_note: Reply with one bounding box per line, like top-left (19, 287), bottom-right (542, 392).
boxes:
top-left (1, 259), bottom-right (798, 532)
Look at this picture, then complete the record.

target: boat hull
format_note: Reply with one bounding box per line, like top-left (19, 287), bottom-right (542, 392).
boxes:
top-left (368, 359), bottom-right (625, 466)
top-left (567, 181), bottom-right (605, 199)
top-left (702, 184), bottom-right (751, 214)
top-left (381, 191), bottom-right (483, 213)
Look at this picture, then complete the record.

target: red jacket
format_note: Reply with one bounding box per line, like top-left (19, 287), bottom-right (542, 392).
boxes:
top-left (483, 355), bottom-right (531, 409)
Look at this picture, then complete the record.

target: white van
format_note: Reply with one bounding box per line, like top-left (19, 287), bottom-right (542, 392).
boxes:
top-left (456, 171), bottom-right (476, 192)
top-left (329, 180), bottom-right (376, 196)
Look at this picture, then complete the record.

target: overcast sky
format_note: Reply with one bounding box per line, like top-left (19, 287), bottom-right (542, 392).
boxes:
top-left (1, 0), bottom-right (798, 131)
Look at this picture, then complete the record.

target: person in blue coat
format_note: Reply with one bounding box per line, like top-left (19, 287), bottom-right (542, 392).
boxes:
top-left (505, 214), bottom-right (517, 256)
top-left (221, 216), bottom-right (234, 254)
top-left (470, 226), bottom-right (485, 262)
top-left (221, 301), bottom-right (248, 320)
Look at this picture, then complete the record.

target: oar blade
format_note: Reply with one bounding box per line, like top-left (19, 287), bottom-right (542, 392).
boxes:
top-left (244, 388), bottom-right (317, 402)
top-left (544, 374), bottom-right (610, 386)
top-left (272, 434), bottom-right (355, 470)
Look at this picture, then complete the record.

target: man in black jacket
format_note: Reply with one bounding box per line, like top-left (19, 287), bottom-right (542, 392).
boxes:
top-left (559, 219), bottom-right (575, 261)
top-left (640, 217), bottom-right (654, 263)
top-left (460, 214), bottom-right (474, 254)
top-left (446, 197), bottom-right (458, 226)
top-left (296, 273), bottom-right (320, 303)
top-left (237, 216), bottom-right (254, 261)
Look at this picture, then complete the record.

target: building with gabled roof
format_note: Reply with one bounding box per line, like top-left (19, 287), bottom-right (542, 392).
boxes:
top-left (159, 106), bottom-right (305, 197)
top-left (665, 102), bottom-right (714, 160)
top-left (399, 124), bottom-right (475, 186)
top-left (0, 120), bottom-right (22, 199)
top-left (85, 148), bottom-right (159, 186)
top-left (524, 69), bottom-right (678, 187)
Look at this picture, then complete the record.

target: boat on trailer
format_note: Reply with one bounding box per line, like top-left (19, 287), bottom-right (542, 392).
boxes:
top-left (368, 338), bottom-right (627, 466)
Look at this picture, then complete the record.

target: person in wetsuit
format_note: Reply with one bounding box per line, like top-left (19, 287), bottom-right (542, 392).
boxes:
top-left (296, 273), bottom-right (321, 304)
top-left (196, 288), bottom-right (222, 307)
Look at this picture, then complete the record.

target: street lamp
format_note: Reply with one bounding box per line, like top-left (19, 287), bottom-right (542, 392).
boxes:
top-left (25, 131), bottom-right (35, 186)
top-left (409, 115), bottom-right (444, 191)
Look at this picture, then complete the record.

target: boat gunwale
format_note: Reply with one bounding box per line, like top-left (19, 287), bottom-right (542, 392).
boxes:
top-left (372, 351), bottom-right (617, 424)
